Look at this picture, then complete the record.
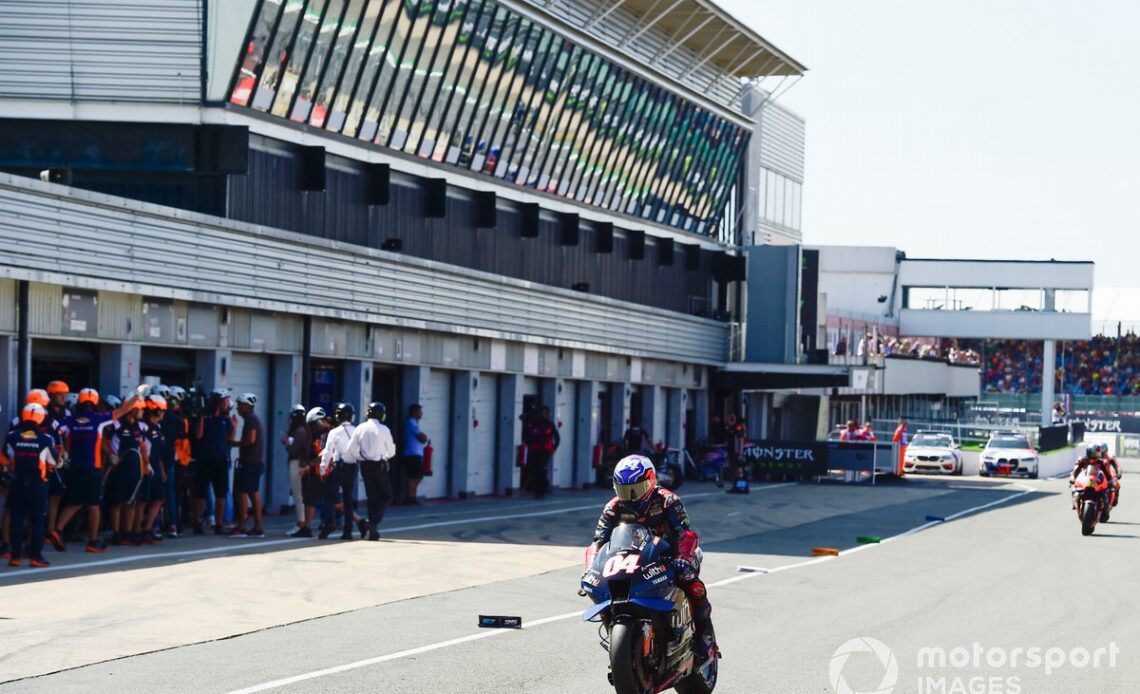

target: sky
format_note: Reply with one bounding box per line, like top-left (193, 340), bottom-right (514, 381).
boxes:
top-left (719, 0), bottom-right (1140, 319)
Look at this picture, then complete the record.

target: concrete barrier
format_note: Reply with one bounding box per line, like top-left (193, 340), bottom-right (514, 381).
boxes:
top-left (1039, 447), bottom-right (1079, 478)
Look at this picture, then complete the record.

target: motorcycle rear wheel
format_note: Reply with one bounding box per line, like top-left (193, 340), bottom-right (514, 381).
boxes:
top-left (661, 464), bottom-right (684, 491)
top-left (609, 623), bottom-right (652, 694)
top-left (1081, 502), bottom-right (1098, 536)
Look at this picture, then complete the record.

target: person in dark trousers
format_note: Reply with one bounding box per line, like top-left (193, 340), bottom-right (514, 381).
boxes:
top-left (4, 404), bottom-right (58, 568)
top-left (621, 422), bottom-right (653, 457)
top-left (523, 405), bottom-right (560, 499)
top-left (53, 388), bottom-right (130, 553)
top-left (228, 393), bottom-right (265, 538)
top-left (161, 388), bottom-right (189, 537)
top-left (319, 403), bottom-right (367, 540)
top-left (346, 401), bottom-right (397, 541)
top-left (193, 390), bottom-right (233, 535)
top-left (403, 404), bottom-right (429, 505)
top-left (282, 405), bottom-right (311, 537)
top-left (299, 407), bottom-right (331, 538)
top-left (103, 398), bottom-right (150, 546)
top-left (44, 381), bottom-right (71, 548)
top-left (140, 395), bottom-right (168, 543)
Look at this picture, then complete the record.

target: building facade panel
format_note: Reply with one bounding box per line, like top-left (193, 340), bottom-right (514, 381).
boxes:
top-left (0, 174), bottom-right (727, 364)
top-left (0, 0), bottom-right (203, 103)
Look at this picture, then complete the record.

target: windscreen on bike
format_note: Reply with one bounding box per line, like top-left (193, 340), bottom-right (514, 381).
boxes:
top-left (608, 524), bottom-right (651, 552)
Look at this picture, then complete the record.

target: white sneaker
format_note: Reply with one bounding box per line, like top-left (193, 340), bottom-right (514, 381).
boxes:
top-left (285, 526), bottom-right (304, 537)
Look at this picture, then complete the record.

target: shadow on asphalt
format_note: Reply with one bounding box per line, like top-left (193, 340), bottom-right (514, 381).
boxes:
top-left (0, 478), bottom-right (1062, 585)
top-left (702, 485), bottom-right (1049, 558)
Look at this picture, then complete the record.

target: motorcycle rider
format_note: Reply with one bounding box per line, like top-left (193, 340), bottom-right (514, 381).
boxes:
top-left (1070, 446), bottom-right (1113, 508)
top-left (588, 454), bottom-right (720, 660)
top-left (1097, 443), bottom-right (1121, 507)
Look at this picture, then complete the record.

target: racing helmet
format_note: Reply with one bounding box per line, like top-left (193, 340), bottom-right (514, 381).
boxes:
top-left (305, 406), bottom-right (328, 425)
top-left (1086, 445), bottom-right (1099, 459)
top-left (77, 388), bottom-right (100, 407)
top-left (333, 402), bottom-right (355, 424)
top-left (21, 403), bottom-right (47, 425)
top-left (613, 455), bottom-right (657, 511)
top-left (366, 401), bottom-right (387, 422)
top-left (1096, 443), bottom-right (1108, 458)
top-left (25, 389), bottom-right (49, 407)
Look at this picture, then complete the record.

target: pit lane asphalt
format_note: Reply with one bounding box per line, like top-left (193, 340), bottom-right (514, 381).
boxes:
top-left (3, 468), bottom-right (1137, 693)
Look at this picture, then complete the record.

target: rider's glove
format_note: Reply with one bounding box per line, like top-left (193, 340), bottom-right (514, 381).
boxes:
top-left (672, 557), bottom-right (697, 581)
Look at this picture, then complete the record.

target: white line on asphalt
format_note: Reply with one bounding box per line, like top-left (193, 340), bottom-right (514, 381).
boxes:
top-left (716, 485), bottom-right (1037, 587)
top-left (225, 611), bottom-right (585, 694)
top-left (714, 556), bottom-right (835, 586)
top-left (0, 539), bottom-right (306, 579)
top-left (0, 486), bottom-right (793, 579)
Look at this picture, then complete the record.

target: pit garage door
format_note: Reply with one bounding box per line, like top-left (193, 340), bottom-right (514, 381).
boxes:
top-left (227, 352), bottom-right (271, 494)
top-left (553, 381), bottom-right (576, 489)
top-left (468, 373), bottom-right (498, 496)
top-left (418, 368), bottom-right (452, 499)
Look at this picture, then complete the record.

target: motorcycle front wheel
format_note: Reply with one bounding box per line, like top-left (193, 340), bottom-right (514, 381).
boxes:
top-left (1081, 501), bottom-right (1098, 536)
top-left (609, 623), bottom-right (653, 694)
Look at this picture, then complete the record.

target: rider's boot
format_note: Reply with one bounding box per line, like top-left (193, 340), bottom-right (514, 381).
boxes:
top-left (691, 603), bottom-right (721, 660)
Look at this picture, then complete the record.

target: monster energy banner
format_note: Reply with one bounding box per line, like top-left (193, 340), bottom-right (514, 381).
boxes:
top-left (742, 441), bottom-right (830, 476)
top-left (1078, 416), bottom-right (1140, 435)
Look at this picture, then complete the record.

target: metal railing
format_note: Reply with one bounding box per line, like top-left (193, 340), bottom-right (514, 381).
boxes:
top-left (870, 419), bottom-right (1039, 449)
top-left (978, 394), bottom-right (1140, 416)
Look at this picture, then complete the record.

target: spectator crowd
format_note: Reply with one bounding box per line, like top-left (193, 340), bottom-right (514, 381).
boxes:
top-left (833, 331), bottom-right (1140, 396)
top-left (835, 332), bottom-right (980, 364)
top-left (957, 334), bottom-right (1140, 395)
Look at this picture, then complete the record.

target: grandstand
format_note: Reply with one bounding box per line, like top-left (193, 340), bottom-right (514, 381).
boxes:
top-left (960, 334), bottom-right (1140, 397)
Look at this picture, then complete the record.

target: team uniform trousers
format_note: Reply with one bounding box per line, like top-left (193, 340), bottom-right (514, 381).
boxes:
top-left (360, 459), bottom-right (393, 532)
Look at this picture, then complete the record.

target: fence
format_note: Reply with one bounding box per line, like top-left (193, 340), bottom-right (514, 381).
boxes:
top-left (978, 394), bottom-right (1140, 417)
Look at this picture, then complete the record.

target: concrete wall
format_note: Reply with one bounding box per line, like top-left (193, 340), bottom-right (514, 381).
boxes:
top-left (899, 309), bottom-right (1092, 341)
top-left (882, 358), bottom-right (980, 398)
top-left (812, 246), bottom-right (899, 320)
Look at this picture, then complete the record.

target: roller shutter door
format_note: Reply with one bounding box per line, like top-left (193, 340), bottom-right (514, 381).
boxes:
top-left (553, 381), bottom-right (576, 489)
top-left (468, 373), bottom-right (498, 496)
top-left (226, 352), bottom-right (271, 493)
top-left (418, 368), bottom-right (452, 499)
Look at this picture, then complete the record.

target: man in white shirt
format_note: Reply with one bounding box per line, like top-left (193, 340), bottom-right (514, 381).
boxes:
top-left (346, 401), bottom-right (397, 541)
top-left (318, 402), bottom-right (367, 540)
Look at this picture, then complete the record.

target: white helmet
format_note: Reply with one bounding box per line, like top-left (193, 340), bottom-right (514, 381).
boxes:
top-left (236, 392), bottom-right (257, 407)
top-left (305, 406), bottom-right (327, 424)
